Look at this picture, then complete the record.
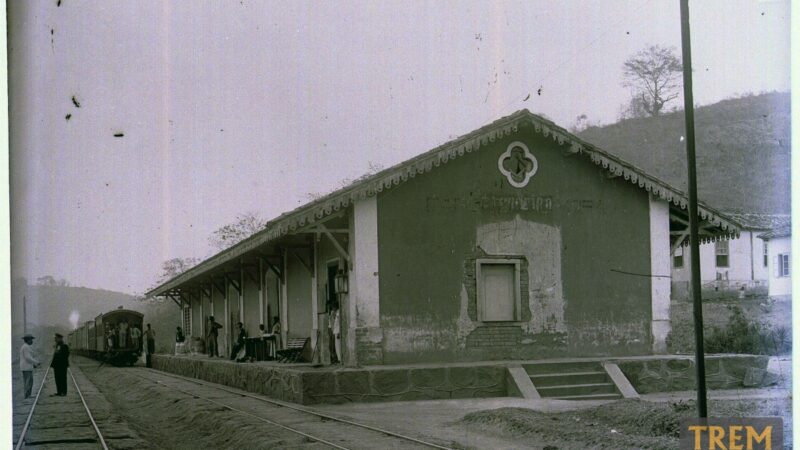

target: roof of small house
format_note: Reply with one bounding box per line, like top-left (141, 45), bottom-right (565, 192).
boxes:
top-left (147, 109), bottom-right (742, 298)
top-left (725, 213), bottom-right (791, 231)
top-left (758, 223), bottom-right (792, 240)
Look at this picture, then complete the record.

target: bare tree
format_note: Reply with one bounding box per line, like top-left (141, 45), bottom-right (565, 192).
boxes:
top-left (154, 257), bottom-right (202, 285)
top-left (621, 45), bottom-right (682, 117)
top-left (305, 161), bottom-right (385, 201)
top-left (208, 211), bottom-right (268, 251)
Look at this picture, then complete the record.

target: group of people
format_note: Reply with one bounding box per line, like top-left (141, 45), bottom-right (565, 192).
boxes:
top-left (105, 321), bottom-right (142, 351)
top-left (198, 315), bottom-right (281, 362)
top-left (19, 333), bottom-right (70, 398)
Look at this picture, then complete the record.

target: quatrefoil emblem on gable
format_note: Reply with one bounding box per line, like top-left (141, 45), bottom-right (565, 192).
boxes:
top-left (498, 141), bottom-right (538, 188)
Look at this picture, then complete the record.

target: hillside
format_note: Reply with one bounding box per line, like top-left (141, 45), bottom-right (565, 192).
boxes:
top-left (10, 279), bottom-right (181, 355)
top-left (578, 92), bottom-right (791, 214)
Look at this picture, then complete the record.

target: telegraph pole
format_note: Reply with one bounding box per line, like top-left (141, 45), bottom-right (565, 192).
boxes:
top-left (23, 295), bottom-right (27, 335)
top-left (679, 0), bottom-right (708, 418)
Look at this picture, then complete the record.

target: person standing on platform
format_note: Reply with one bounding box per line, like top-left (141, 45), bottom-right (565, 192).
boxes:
top-left (230, 322), bottom-right (247, 361)
top-left (119, 320), bottom-right (129, 348)
top-left (329, 304), bottom-right (342, 364)
top-left (175, 326), bottom-right (186, 354)
top-left (19, 334), bottom-right (40, 399)
top-left (50, 333), bottom-right (70, 396)
top-left (130, 325), bottom-right (142, 353)
top-left (207, 316), bottom-right (222, 358)
top-left (144, 324), bottom-right (156, 368)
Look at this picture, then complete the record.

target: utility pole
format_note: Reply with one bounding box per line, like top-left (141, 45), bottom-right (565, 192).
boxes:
top-left (23, 295), bottom-right (27, 335)
top-left (679, 0), bottom-right (708, 418)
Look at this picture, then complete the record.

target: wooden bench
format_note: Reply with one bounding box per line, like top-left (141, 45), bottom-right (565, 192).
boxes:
top-left (275, 338), bottom-right (309, 363)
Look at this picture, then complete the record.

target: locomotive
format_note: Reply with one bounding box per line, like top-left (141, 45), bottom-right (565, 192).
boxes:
top-left (68, 308), bottom-right (144, 366)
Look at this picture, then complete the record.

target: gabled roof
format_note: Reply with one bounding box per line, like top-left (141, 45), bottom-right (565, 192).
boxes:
top-left (147, 109), bottom-right (741, 298)
top-left (725, 213), bottom-right (790, 231)
top-left (758, 223), bottom-right (792, 240)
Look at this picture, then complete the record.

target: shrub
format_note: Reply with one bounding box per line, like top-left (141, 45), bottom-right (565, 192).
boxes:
top-left (704, 306), bottom-right (791, 355)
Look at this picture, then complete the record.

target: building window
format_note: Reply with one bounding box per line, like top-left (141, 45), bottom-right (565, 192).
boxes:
top-left (779, 253), bottom-right (790, 277)
top-left (673, 246), bottom-right (684, 268)
top-left (476, 258), bottom-right (522, 322)
top-left (763, 241), bottom-right (769, 267)
top-left (183, 305), bottom-right (191, 336)
top-left (715, 241), bottom-right (729, 268)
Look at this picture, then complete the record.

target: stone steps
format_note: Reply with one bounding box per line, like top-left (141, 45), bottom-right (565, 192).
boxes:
top-left (524, 361), bottom-right (622, 401)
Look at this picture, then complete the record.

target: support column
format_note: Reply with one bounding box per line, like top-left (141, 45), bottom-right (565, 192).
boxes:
top-left (239, 265), bottom-right (245, 323)
top-left (311, 239), bottom-right (319, 353)
top-left (346, 196), bottom-right (382, 366)
top-left (280, 249), bottom-right (288, 347)
top-left (259, 258), bottom-right (265, 327)
top-left (649, 195), bottom-right (671, 354)
top-left (223, 279), bottom-right (230, 356)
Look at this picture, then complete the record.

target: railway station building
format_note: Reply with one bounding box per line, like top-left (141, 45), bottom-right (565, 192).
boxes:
top-left (147, 109), bottom-right (741, 368)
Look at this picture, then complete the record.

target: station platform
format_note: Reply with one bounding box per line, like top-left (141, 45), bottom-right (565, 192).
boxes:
top-left (151, 353), bottom-right (771, 405)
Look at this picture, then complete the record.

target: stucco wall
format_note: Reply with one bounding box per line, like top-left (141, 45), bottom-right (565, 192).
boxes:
top-left (286, 250), bottom-right (312, 339)
top-left (243, 273), bottom-right (261, 336)
top-left (376, 129), bottom-right (653, 364)
top-left (767, 236), bottom-right (791, 297)
top-left (671, 231), bottom-right (769, 284)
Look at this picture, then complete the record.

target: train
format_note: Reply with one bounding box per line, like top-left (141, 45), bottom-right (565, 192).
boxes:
top-left (67, 308), bottom-right (144, 366)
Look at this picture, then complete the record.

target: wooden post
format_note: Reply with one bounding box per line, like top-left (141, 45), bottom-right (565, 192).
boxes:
top-left (258, 258), bottom-right (265, 327)
top-left (281, 249), bottom-right (288, 348)
top-left (311, 239), bottom-right (319, 353)
top-left (680, 0), bottom-right (708, 418)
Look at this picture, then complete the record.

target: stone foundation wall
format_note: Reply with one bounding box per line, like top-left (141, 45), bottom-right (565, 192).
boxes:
top-left (616, 355), bottom-right (770, 394)
top-left (152, 355), bottom-right (507, 405)
top-left (303, 365), bottom-right (507, 404)
top-left (152, 355), bottom-right (305, 403)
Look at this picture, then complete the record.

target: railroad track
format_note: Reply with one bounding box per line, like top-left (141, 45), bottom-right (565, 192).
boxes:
top-left (130, 368), bottom-right (454, 450)
top-left (14, 367), bottom-right (109, 449)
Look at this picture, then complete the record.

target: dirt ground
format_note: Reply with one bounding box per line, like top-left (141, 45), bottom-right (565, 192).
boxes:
top-left (21, 356), bottom-right (792, 449)
top-left (668, 295), bottom-right (792, 354)
top-left (320, 389), bottom-right (792, 449)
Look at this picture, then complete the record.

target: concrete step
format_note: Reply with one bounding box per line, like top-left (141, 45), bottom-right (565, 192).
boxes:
top-left (524, 361), bottom-right (603, 375)
top-left (530, 371), bottom-right (609, 387)
top-left (536, 382), bottom-right (618, 398)
top-left (550, 392), bottom-right (622, 401)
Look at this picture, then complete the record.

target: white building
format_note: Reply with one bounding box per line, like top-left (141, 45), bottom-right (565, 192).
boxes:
top-left (759, 224), bottom-right (791, 298)
top-left (670, 214), bottom-right (789, 298)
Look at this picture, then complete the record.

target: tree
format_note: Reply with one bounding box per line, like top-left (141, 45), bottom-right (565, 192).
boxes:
top-left (35, 275), bottom-right (70, 287)
top-left (155, 257), bottom-right (202, 285)
top-left (305, 161), bottom-right (385, 201)
top-left (621, 45), bottom-right (682, 117)
top-left (208, 211), bottom-right (268, 251)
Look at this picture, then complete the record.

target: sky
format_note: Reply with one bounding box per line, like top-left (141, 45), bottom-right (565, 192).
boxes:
top-left (8, 0), bottom-right (791, 294)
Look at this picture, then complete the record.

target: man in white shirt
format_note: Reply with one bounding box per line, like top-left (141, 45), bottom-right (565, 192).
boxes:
top-left (19, 334), bottom-right (40, 399)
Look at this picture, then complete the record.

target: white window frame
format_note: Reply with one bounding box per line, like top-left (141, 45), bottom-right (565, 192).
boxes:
top-left (673, 246), bottom-right (684, 268)
top-left (779, 253), bottom-right (790, 278)
top-left (476, 258), bottom-right (522, 322)
top-left (715, 240), bottom-right (730, 268)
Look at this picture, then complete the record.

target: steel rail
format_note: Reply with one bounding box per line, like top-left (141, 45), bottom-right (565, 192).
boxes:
top-left (14, 367), bottom-right (50, 450)
top-left (69, 368), bottom-right (109, 450)
top-left (140, 368), bottom-right (453, 450)
top-left (128, 372), bottom-right (349, 450)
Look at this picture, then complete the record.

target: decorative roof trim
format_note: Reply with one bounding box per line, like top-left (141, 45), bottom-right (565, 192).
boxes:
top-left (147, 109), bottom-right (741, 297)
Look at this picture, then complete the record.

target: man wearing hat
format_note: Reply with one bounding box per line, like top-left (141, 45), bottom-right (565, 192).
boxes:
top-left (50, 333), bottom-right (70, 396)
top-left (19, 334), bottom-right (40, 399)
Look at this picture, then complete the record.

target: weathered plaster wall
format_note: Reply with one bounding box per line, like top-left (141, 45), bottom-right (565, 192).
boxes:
top-left (376, 129), bottom-right (652, 363)
top-left (264, 271), bottom-right (280, 331)
top-left (242, 273), bottom-right (261, 336)
top-left (350, 197), bottom-right (383, 364)
top-left (190, 296), bottom-right (202, 338)
top-left (671, 231), bottom-right (769, 284)
top-left (649, 196), bottom-right (670, 353)
top-left (767, 236), bottom-right (791, 297)
top-left (286, 250), bottom-right (312, 339)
